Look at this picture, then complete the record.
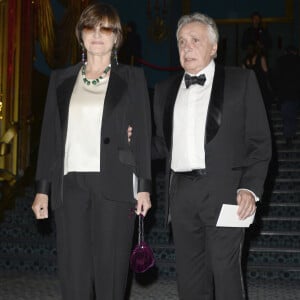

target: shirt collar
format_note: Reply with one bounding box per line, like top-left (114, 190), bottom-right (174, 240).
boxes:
top-left (184, 60), bottom-right (215, 86)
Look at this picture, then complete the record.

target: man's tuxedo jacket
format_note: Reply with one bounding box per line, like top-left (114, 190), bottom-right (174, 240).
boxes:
top-left (35, 62), bottom-right (152, 210)
top-left (153, 64), bottom-right (272, 224)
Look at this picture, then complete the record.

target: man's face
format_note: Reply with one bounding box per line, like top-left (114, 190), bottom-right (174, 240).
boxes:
top-left (251, 15), bottom-right (261, 28)
top-left (177, 22), bottom-right (217, 75)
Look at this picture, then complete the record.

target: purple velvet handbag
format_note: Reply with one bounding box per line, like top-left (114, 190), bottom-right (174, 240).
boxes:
top-left (130, 214), bottom-right (155, 273)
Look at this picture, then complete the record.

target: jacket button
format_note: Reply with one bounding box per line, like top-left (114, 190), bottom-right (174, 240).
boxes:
top-left (103, 137), bottom-right (110, 144)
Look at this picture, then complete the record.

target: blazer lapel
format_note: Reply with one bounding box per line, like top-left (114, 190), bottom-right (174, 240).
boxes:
top-left (163, 72), bottom-right (183, 150)
top-left (56, 63), bottom-right (127, 134)
top-left (57, 63), bottom-right (82, 137)
top-left (101, 65), bottom-right (127, 122)
top-left (205, 64), bottom-right (225, 144)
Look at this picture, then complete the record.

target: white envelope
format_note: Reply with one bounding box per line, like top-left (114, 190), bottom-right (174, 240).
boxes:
top-left (133, 173), bottom-right (138, 199)
top-left (216, 204), bottom-right (255, 227)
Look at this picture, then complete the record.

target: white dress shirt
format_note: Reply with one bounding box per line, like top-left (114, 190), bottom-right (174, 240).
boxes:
top-left (171, 60), bottom-right (215, 171)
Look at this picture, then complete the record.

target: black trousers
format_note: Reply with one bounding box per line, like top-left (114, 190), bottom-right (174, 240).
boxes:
top-left (170, 173), bottom-right (246, 300)
top-left (54, 172), bottom-right (136, 300)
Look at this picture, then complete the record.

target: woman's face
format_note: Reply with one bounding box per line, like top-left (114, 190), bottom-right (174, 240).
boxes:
top-left (82, 22), bottom-right (116, 59)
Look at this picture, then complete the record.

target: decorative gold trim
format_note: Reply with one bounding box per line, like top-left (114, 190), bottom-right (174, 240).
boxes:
top-left (216, 16), bottom-right (293, 25)
top-left (0, 0), bottom-right (20, 176)
top-left (181, 0), bottom-right (293, 24)
top-left (35, 0), bottom-right (55, 66)
top-left (148, 16), bottom-right (168, 42)
top-left (0, 0), bottom-right (8, 172)
top-left (0, 125), bottom-right (17, 156)
top-left (215, 1), bottom-right (293, 30)
top-left (218, 0), bottom-right (293, 24)
top-left (12, 1), bottom-right (21, 175)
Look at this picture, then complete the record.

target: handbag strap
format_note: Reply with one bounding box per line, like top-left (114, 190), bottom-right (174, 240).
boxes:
top-left (138, 214), bottom-right (144, 245)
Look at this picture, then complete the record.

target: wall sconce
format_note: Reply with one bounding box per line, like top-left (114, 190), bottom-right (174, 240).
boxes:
top-left (147, 0), bottom-right (168, 42)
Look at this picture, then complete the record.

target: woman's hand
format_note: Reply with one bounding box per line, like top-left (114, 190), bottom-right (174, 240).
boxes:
top-left (136, 192), bottom-right (151, 217)
top-left (32, 193), bottom-right (49, 219)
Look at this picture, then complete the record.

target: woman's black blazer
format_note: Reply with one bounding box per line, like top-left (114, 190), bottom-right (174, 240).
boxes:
top-left (35, 62), bottom-right (152, 210)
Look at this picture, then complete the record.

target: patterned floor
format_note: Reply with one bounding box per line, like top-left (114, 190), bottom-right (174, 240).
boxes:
top-left (0, 271), bottom-right (300, 300)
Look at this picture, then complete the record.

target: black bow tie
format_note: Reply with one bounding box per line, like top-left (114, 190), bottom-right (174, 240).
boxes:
top-left (184, 73), bottom-right (206, 88)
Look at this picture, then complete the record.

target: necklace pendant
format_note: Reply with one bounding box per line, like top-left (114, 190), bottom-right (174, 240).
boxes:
top-left (82, 64), bottom-right (111, 86)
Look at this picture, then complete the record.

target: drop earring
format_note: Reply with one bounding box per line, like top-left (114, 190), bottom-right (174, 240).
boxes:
top-left (81, 43), bottom-right (86, 63)
top-left (113, 45), bottom-right (118, 65)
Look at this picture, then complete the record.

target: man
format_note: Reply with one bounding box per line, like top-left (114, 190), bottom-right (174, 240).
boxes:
top-left (153, 12), bottom-right (271, 299)
top-left (241, 11), bottom-right (272, 52)
top-left (272, 45), bottom-right (300, 146)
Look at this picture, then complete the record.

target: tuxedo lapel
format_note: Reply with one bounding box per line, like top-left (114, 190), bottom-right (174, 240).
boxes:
top-left (205, 64), bottom-right (225, 144)
top-left (163, 72), bottom-right (183, 150)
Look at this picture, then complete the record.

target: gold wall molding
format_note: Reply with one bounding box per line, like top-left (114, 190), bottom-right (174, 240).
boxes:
top-left (0, 0), bottom-right (8, 172)
top-left (0, 0), bottom-right (21, 177)
top-left (0, 0), bottom-right (8, 130)
top-left (147, 0), bottom-right (169, 42)
top-left (181, 0), bottom-right (293, 24)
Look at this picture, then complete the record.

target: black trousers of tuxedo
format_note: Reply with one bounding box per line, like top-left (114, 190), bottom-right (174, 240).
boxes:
top-left (54, 172), bottom-right (136, 300)
top-left (170, 172), bottom-right (246, 300)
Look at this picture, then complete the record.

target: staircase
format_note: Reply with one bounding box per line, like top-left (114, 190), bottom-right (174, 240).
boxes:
top-left (245, 108), bottom-right (300, 280)
top-left (0, 106), bottom-right (299, 282)
top-left (145, 105), bottom-right (300, 280)
top-left (0, 185), bottom-right (57, 273)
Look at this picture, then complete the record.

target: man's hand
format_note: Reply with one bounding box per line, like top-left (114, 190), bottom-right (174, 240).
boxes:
top-left (136, 192), bottom-right (151, 217)
top-left (236, 190), bottom-right (256, 220)
top-left (32, 193), bottom-right (49, 219)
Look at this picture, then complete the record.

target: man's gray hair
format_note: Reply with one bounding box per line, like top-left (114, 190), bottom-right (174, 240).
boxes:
top-left (176, 12), bottom-right (219, 45)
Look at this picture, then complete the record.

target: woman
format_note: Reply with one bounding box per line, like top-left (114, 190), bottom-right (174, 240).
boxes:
top-left (242, 43), bottom-right (273, 111)
top-left (31, 3), bottom-right (152, 300)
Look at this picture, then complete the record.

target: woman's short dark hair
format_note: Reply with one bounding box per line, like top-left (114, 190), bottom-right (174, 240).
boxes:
top-left (75, 3), bottom-right (123, 49)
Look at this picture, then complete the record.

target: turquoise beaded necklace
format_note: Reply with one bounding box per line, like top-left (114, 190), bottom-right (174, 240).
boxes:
top-left (81, 64), bottom-right (111, 86)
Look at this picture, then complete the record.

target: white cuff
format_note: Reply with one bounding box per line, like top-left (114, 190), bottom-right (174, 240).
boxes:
top-left (237, 188), bottom-right (259, 202)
